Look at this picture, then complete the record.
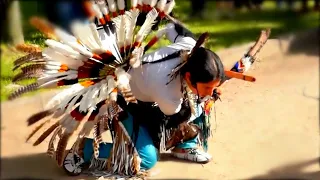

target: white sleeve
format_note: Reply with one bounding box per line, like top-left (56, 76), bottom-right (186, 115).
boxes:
top-left (156, 97), bottom-right (182, 116)
top-left (165, 23), bottom-right (196, 46)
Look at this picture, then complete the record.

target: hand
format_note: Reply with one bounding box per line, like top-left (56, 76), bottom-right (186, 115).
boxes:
top-left (213, 87), bottom-right (222, 101)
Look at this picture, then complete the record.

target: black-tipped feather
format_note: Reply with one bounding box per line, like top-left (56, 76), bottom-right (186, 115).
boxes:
top-left (13, 64), bottom-right (47, 82)
top-left (13, 59), bottom-right (46, 71)
top-left (12, 70), bottom-right (44, 83)
top-left (27, 108), bottom-right (56, 126)
top-left (20, 64), bottom-right (46, 73)
top-left (13, 52), bottom-right (43, 66)
top-left (8, 82), bottom-right (39, 100)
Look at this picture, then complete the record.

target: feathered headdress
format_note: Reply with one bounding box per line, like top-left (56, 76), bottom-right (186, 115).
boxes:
top-left (9, 0), bottom-right (176, 176)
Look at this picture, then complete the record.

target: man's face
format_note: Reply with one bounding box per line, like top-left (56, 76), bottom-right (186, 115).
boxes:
top-left (184, 72), bottom-right (222, 99)
top-left (195, 79), bottom-right (221, 98)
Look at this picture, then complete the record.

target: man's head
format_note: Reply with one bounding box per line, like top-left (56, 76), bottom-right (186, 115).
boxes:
top-left (180, 47), bottom-right (225, 99)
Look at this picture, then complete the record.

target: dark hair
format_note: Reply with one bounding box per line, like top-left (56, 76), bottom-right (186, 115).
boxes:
top-left (180, 47), bottom-right (225, 86)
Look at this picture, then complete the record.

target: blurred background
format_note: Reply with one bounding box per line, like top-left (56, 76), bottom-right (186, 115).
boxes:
top-left (0, 0), bottom-right (319, 101)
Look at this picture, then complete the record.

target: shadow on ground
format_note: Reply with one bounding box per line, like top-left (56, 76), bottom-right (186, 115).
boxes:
top-left (246, 157), bottom-right (320, 180)
top-left (1, 152), bottom-right (206, 180)
top-left (286, 28), bottom-right (320, 56)
top-left (0, 153), bottom-right (95, 180)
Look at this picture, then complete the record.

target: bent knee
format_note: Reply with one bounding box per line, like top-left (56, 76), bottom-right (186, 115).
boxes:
top-left (139, 144), bottom-right (158, 170)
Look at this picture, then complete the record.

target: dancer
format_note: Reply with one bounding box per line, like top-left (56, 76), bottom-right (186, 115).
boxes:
top-left (9, 0), bottom-right (270, 178)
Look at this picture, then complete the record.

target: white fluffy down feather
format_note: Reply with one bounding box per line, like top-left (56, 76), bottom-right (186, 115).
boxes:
top-left (115, 68), bottom-right (131, 89)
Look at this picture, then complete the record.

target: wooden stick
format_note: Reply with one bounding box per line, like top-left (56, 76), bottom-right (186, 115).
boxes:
top-left (218, 29), bottom-right (271, 89)
top-left (224, 70), bottom-right (256, 82)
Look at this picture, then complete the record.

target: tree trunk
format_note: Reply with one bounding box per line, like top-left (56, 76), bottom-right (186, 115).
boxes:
top-left (7, 0), bottom-right (24, 45)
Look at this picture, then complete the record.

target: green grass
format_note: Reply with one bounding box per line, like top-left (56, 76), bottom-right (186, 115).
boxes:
top-left (1, 0), bottom-right (319, 102)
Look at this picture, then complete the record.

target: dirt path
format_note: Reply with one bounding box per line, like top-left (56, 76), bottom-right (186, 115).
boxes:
top-left (1, 29), bottom-right (319, 180)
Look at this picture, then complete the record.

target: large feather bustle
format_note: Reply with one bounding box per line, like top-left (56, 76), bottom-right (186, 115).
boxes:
top-left (11, 0), bottom-right (179, 176)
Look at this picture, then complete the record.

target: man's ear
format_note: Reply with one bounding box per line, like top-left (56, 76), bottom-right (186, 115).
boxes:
top-left (184, 72), bottom-right (197, 89)
top-left (184, 72), bottom-right (191, 83)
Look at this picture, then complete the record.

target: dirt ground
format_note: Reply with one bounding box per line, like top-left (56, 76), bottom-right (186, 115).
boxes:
top-left (1, 29), bottom-right (319, 180)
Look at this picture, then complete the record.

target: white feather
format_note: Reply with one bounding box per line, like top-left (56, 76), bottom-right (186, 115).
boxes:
top-left (89, 23), bottom-right (103, 47)
top-left (79, 85), bottom-right (95, 112)
top-left (109, 91), bottom-right (117, 101)
top-left (131, 0), bottom-right (138, 8)
top-left (44, 64), bottom-right (62, 71)
top-left (45, 84), bottom-right (84, 109)
top-left (45, 39), bottom-right (80, 57)
top-left (96, 80), bottom-right (108, 102)
top-left (96, 0), bottom-right (110, 15)
top-left (117, 15), bottom-right (127, 48)
top-left (115, 68), bottom-right (131, 89)
top-left (136, 8), bottom-right (158, 43)
top-left (96, 25), bottom-right (122, 63)
top-left (71, 21), bottom-right (102, 52)
top-left (164, 0), bottom-right (175, 15)
top-left (64, 88), bottom-right (88, 112)
top-left (157, 0), bottom-right (167, 11)
top-left (125, 9), bottom-right (140, 46)
top-left (38, 74), bottom-right (77, 88)
top-left (107, 0), bottom-right (117, 13)
top-left (150, 0), bottom-right (157, 7)
top-left (112, 15), bottom-right (122, 39)
top-left (92, 3), bottom-right (104, 19)
top-left (42, 48), bottom-right (84, 69)
top-left (106, 75), bottom-right (117, 95)
top-left (117, 0), bottom-right (125, 10)
top-left (45, 60), bottom-right (62, 67)
top-left (43, 70), bottom-right (60, 75)
top-left (54, 28), bottom-right (93, 58)
top-left (130, 46), bottom-right (143, 68)
top-left (86, 84), bottom-right (102, 110)
top-left (37, 71), bottom-right (77, 85)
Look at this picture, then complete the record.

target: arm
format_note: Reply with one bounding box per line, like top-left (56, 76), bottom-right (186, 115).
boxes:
top-left (156, 97), bottom-right (192, 129)
top-left (165, 23), bottom-right (197, 44)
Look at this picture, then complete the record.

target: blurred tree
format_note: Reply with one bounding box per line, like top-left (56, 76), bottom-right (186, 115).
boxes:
top-left (7, 0), bottom-right (24, 45)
